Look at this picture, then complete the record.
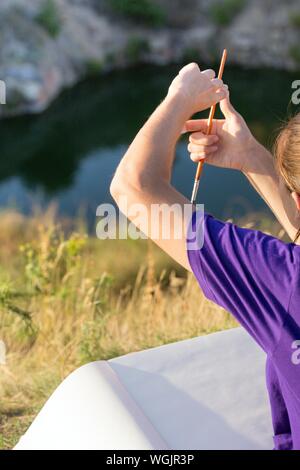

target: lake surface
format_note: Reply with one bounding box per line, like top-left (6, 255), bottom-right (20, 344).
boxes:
top-left (0, 64), bottom-right (298, 228)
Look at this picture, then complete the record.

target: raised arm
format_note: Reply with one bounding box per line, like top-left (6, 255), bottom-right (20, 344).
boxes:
top-left (110, 63), bottom-right (228, 270)
top-left (185, 96), bottom-right (300, 242)
top-left (243, 145), bottom-right (300, 242)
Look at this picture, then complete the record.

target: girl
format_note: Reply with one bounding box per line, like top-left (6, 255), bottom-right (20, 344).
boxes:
top-left (111, 63), bottom-right (300, 450)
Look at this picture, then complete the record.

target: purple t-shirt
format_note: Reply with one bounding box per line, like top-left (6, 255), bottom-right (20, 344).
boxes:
top-left (186, 210), bottom-right (300, 450)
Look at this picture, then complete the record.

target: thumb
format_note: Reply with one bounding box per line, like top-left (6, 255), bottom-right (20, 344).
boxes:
top-left (219, 93), bottom-right (239, 119)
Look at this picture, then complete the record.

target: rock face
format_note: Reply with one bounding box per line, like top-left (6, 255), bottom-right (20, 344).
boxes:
top-left (0, 0), bottom-right (299, 117)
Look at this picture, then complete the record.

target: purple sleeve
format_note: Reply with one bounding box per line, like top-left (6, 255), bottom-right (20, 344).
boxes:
top-left (186, 211), bottom-right (297, 354)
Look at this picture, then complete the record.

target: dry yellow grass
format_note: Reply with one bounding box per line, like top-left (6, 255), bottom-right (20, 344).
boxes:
top-left (0, 208), bottom-right (283, 449)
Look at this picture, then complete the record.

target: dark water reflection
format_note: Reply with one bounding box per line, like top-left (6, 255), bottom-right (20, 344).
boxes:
top-left (0, 64), bottom-right (298, 226)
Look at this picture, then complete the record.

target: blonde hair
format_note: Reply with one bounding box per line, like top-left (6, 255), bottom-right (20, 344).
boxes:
top-left (274, 112), bottom-right (300, 243)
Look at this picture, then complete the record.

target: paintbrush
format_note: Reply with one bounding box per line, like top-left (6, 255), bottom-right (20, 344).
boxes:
top-left (190, 49), bottom-right (227, 204)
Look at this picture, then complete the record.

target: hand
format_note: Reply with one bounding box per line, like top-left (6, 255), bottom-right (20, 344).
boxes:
top-left (183, 93), bottom-right (261, 172)
top-left (168, 63), bottom-right (228, 116)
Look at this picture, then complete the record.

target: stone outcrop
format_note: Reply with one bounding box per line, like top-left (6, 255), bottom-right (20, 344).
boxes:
top-left (0, 0), bottom-right (299, 117)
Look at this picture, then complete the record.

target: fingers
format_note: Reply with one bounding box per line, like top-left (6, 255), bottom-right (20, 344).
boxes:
top-left (200, 85), bottom-right (228, 110)
top-left (188, 141), bottom-right (218, 162)
top-left (172, 62), bottom-right (229, 113)
top-left (202, 69), bottom-right (216, 80)
top-left (178, 62), bottom-right (199, 76)
top-left (211, 77), bottom-right (224, 89)
top-left (189, 133), bottom-right (219, 145)
top-left (219, 92), bottom-right (239, 119)
top-left (181, 118), bottom-right (220, 135)
top-left (189, 148), bottom-right (217, 162)
top-left (178, 63), bottom-right (221, 87)
top-left (181, 119), bottom-right (208, 134)
top-left (178, 64), bottom-right (215, 78)
top-left (189, 148), bottom-right (218, 162)
top-left (187, 129), bottom-right (219, 162)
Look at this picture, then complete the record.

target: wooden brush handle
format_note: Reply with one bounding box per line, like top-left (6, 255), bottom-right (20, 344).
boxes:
top-left (191, 49), bottom-right (227, 204)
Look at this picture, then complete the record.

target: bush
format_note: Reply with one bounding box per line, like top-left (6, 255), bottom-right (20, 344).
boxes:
top-left (36, 0), bottom-right (62, 38)
top-left (20, 227), bottom-right (87, 294)
top-left (125, 36), bottom-right (150, 62)
top-left (0, 209), bottom-right (283, 448)
top-left (289, 45), bottom-right (300, 65)
top-left (182, 47), bottom-right (200, 63)
top-left (181, 45), bottom-right (220, 65)
top-left (107, 0), bottom-right (166, 26)
top-left (85, 59), bottom-right (103, 76)
top-left (210, 0), bottom-right (246, 27)
top-left (289, 12), bottom-right (300, 28)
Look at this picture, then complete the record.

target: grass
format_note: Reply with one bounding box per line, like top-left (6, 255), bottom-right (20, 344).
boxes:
top-left (210, 0), bottom-right (246, 27)
top-left (0, 207), bottom-right (283, 449)
top-left (36, 0), bottom-right (62, 38)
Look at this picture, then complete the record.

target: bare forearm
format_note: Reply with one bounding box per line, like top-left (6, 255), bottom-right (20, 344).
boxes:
top-left (115, 92), bottom-right (191, 186)
top-left (110, 91), bottom-right (192, 270)
top-left (243, 143), bottom-right (300, 241)
top-left (110, 64), bottom-right (227, 270)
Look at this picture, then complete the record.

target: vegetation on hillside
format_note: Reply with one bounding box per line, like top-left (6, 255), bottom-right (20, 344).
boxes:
top-left (0, 207), bottom-right (283, 448)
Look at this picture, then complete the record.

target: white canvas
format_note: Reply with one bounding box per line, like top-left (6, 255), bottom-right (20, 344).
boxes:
top-left (15, 327), bottom-right (273, 450)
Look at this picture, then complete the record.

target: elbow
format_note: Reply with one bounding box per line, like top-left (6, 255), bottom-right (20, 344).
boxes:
top-left (110, 170), bottom-right (124, 205)
top-left (110, 172), bottom-right (118, 200)
top-left (110, 166), bottom-right (153, 206)
top-left (110, 166), bottom-right (135, 206)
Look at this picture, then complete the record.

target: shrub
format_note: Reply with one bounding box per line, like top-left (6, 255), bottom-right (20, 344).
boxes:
top-left (289, 12), bottom-right (300, 28)
top-left (0, 209), bottom-right (283, 448)
top-left (289, 45), bottom-right (300, 65)
top-left (85, 59), bottom-right (103, 76)
top-left (36, 0), bottom-right (62, 38)
top-left (210, 0), bottom-right (246, 27)
top-left (104, 51), bottom-right (117, 66)
top-left (182, 47), bottom-right (200, 63)
top-left (125, 36), bottom-right (150, 62)
top-left (107, 0), bottom-right (166, 26)
top-left (20, 226), bottom-right (86, 294)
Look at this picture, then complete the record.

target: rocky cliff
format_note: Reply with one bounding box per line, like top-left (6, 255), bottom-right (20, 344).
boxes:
top-left (0, 0), bottom-right (299, 117)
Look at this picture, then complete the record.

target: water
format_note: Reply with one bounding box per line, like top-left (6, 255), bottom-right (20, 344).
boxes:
top-left (0, 64), bottom-right (298, 227)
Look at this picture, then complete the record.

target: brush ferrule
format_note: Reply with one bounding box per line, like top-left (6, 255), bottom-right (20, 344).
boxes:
top-left (191, 180), bottom-right (200, 204)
